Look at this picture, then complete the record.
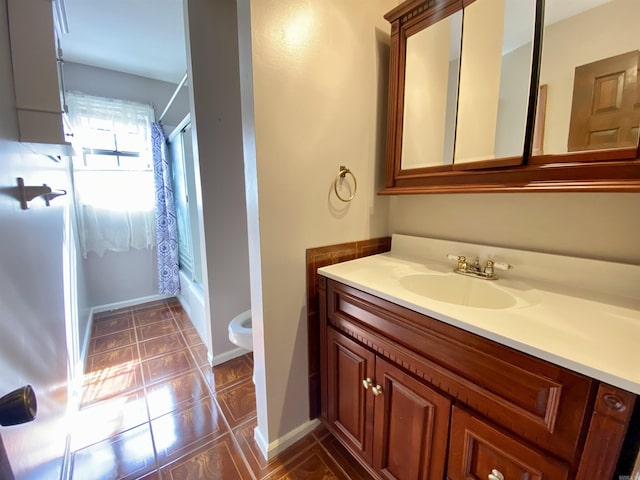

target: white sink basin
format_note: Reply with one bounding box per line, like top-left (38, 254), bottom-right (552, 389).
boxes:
top-left (399, 273), bottom-right (517, 309)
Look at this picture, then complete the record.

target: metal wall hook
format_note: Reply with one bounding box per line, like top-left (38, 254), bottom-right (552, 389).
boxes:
top-left (43, 189), bottom-right (67, 206)
top-left (16, 177), bottom-right (67, 210)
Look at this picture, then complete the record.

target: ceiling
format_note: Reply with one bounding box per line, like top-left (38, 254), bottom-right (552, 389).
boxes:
top-left (57, 0), bottom-right (614, 86)
top-left (59, 0), bottom-right (187, 85)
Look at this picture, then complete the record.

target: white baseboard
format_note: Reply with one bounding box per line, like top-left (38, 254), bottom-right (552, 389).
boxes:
top-left (254, 418), bottom-right (321, 461)
top-left (176, 292), bottom-right (192, 318)
top-left (92, 294), bottom-right (171, 314)
top-left (212, 347), bottom-right (251, 366)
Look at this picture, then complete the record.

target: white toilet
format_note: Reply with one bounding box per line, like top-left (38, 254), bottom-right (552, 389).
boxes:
top-left (228, 310), bottom-right (253, 351)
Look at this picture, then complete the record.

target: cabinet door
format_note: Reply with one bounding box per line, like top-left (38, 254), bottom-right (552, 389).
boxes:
top-left (326, 328), bottom-right (375, 464)
top-left (7, 0), bottom-right (72, 150)
top-left (448, 407), bottom-right (569, 480)
top-left (373, 357), bottom-right (450, 480)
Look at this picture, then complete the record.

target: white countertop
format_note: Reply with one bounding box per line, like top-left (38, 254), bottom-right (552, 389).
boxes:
top-left (318, 235), bottom-right (640, 395)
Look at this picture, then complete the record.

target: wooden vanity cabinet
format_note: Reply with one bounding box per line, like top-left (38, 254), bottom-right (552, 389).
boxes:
top-left (326, 327), bottom-right (450, 479)
top-left (319, 276), bottom-right (637, 480)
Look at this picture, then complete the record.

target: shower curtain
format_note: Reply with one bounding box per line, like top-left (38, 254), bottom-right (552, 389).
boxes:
top-left (152, 122), bottom-right (180, 295)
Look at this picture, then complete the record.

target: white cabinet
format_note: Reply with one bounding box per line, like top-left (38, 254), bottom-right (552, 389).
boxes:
top-left (7, 0), bottom-right (73, 155)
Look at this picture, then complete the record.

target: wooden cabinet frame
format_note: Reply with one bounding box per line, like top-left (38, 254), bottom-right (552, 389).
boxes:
top-left (381, 0), bottom-right (640, 194)
top-left (319, 276), bottom-right (638, 479)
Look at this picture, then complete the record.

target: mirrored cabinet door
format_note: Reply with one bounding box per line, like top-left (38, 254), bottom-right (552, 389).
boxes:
top-left (531, 0), bottom-right (640, 163)
top-left (454, 0), bottom-right (535, 168)
top-left (386, 0), bottom-right (538, 180)
top-left (382, 0), bottom-right (640, 193)
top-left (401, 11), bottom-right (461, 170)
top-left (385, 0), bottom-right (464, 183)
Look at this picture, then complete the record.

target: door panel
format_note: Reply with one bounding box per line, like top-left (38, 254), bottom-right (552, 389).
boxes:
top-left (568, 50), bottom-right (640, 151)
top-left (448, 407), bottom-right (569, 480)
top-left (326, 328), bottom-right (375, 464)
top-left (373, 358), bottom-right (450, 480)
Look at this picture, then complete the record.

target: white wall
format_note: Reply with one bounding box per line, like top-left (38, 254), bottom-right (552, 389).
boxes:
top-left (242, 0), bottom-right (393, 452)
top-left (0, 1), bottom-right (90, 476)
top-left (184, 0), bottom-right (252, 364)
top-left (0, 154), bottom-right (70, 480)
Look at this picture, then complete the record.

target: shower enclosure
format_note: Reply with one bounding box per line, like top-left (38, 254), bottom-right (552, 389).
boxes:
top-left (168, 115), bottom-right (202, 285)
top-left (167, 114), bottom-right (207, 347)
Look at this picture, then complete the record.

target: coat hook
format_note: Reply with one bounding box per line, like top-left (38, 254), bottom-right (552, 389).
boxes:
top-left (16, 177), bottom-right (67, 210)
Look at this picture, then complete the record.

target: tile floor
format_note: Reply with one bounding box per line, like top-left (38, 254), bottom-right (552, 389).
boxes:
top-left (70, 298), bottom-right (373, 480)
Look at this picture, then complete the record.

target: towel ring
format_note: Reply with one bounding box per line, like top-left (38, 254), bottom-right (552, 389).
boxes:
top-left (334, 166), bottom-right (357, 202)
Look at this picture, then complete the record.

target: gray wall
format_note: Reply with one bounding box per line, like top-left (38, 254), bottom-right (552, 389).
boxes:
top-left (389, 193), bottom-right (640, 265)
top-left (185, 0), bottom-right (252, 362)
top-left (64, 61), bottom-right (189, 132)
top-left (84, 249), bottom-right (159, 307)
top-left (0, 1), bottom-right (90, 476)
top-left (64, 62), bottom-right (190, 308)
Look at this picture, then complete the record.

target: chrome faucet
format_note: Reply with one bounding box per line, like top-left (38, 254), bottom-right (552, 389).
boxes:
top-left (446, 254), bottom-right (512, 280)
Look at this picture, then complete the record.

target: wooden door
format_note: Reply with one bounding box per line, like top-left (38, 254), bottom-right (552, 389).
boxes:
top-left (372, 357), bottom-right (450, 480)
top-left (448, 407), bottom-right (569, 480)
top-left (326, 328), bottom-right (375, 464)
top-left (568, 50), bottom-right (640, 151)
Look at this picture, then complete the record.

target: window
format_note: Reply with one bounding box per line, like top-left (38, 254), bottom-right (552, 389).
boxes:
top-left (67, 92), bottom-right (157, 257)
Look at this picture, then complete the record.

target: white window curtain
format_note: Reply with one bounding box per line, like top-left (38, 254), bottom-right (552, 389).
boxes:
top-left (67, 92), bottom-right (157, 258)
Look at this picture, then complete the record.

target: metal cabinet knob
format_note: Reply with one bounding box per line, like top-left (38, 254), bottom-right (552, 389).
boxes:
top-left (602, 393), bottom-right (627, 412)
top-left (371, 385), bottom-right (383, 396)
top-left (362, 378), bottom-right (372, 390)
top-left (488, 469), bottom-right (505, 480)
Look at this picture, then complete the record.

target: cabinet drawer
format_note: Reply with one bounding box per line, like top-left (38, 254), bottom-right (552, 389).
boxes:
top-left (448, 407), bottom-right (570, 480)
top-left (326, 279), bottom-right (594, 461)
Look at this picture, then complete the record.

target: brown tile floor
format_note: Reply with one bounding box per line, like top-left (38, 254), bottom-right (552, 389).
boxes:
top-left (71, 298), bottom-right (373, 480)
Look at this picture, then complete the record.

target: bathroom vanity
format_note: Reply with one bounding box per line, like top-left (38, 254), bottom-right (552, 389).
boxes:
top-left (318, 235), bottom-right (640, 480)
